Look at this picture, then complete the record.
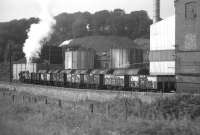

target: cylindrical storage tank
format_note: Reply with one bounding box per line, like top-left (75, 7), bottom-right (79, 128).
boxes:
top-left (65, 48), bottom-right (95, 69)
top-left (110, 48), bottom-right (131, 69)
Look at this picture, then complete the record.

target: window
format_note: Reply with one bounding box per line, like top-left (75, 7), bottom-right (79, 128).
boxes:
top-left (185, 1), bottom-right (197, 19)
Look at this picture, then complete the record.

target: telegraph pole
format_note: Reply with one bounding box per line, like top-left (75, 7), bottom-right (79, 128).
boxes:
top-left (48, 45), bottom-right (51, 70)
top-left (9, 42), bottom-right (12, 82)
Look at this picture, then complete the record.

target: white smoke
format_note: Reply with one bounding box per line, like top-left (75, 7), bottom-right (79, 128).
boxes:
top-left (23, 0), bottom-right (56, 64)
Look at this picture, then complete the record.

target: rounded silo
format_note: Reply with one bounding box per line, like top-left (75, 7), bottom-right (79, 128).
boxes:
top-left (65, 48), bottom-right (95, 69)
top-left (110, 48), bottom-right (131, 69)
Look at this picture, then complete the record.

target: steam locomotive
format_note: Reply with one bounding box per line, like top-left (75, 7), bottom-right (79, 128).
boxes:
top-left (19, 69), bottom-right (176, 93)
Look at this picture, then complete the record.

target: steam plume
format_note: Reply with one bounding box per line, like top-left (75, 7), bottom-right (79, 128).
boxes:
top-left (23, 0), bottom-right (56, 63)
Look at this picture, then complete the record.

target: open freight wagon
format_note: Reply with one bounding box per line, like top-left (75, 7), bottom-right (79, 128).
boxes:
top-left (19, 68), bottom-right (176, 92)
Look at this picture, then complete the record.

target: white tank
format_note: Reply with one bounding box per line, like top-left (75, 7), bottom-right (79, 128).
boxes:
top-left (110, 48), bottom-right (130, 69)
top-left (65, 48), bottom-right (95, 69)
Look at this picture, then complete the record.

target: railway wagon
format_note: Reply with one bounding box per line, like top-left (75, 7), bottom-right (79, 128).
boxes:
top-left (107, 70), bottom-right (127, 90)
top-left (52, 69), bottom-right (62, 86)
top-left (89, 69), bottom-right (112, 89)
top-left (129, 75), bottom-right (140, 90)
top-left (19, 71), bottom-right (26, 82)
top-left (71, 69), bottom-right (91, 88)
top-left (19, 71), bottom-right (31, 83)
top-left (146, 75), bottom-right (176, 92)
top-left (61, 69), bottom-right (75, 87)
top-left (46, 70), bottom-right (54, 85)
top-left (30, 72), bottom-right (37, 84)
top-left (19, 69), bottom-right (176, 92)
top-left (39, 70), bottom-right (48, 85)
top-left (56, 70), bottom-right (65, 86)
top-left (105, 69), bottom-right (139, 90)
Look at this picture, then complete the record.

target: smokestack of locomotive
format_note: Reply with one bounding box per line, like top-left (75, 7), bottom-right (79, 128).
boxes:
top-left (153, 0), bottom-right (161, 23)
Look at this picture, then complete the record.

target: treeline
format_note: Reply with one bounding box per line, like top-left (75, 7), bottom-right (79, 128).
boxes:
top-left (0, 9), bottom-right (152, 63)
top-left (51, 9), bottom-right (152, 44)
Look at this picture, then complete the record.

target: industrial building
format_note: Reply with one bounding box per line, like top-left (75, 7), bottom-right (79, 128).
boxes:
top-left (60, 36), bottom-right (145, 70)
top-left (40, 46), bottom-right (63, 64)
top-left (63, 46), bottom-right (143, 70)
top-left (13, 36), bottom-right (145, 81)
top-left (12, 0), bottom-right (200, 93)
top-left (149, 0), bottom-right (176, 91)
top-left (150, 0), bottom-right (200, 93)
top-left (12, 45), bottom-right (63, 81)
top-left (150, 15), bottom-right (175, 75)
top-left (175, 0), bottom-right (200, 93)
top-left (13, 62), bottom-right (37, 80)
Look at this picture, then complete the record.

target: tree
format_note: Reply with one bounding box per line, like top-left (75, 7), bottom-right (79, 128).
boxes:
top-left (107, 9), bottom-right (126, 35)
top-left (72, 13), bottom-right (90, 38)
top-left (0, 10), bottom-right (152, 63)
top-left (91, 10), bottom-right (111, 34)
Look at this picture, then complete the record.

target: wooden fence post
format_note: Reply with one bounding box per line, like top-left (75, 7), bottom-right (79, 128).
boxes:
top-left (106, 103), bottom-right (110, 118)
top-left (34, 97), bottom-right (37, 103)
top-left (124, 98), bottom-right (128, 120)
top-left (28, 96), bottom-right (31, 103)
top-left (90, 104), bottom-right (94, 113)
top-left (22, 95), bottom-right (25, 103)
top-left (45, 98), bottom-right (48, 104)
top-left (58, 99), bottom-right (62, 108)
top-left (12, 95), bottom-right (15, 103)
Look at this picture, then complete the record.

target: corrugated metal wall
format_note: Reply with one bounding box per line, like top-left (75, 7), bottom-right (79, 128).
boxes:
top-left (150, 61), bottom-right (175, 75)
top-left (65, 49), bottom-right (95, 69)
top-left (150, 15), bottom-right (175, 75)
top-left (150, 16), bottom-right (175, 51)
top-left (149, 50), bottom-right (175, 61)
top-left (65, 51), bottom-right (73, 69)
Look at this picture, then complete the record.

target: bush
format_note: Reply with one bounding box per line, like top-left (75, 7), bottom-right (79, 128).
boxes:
top-left (140, 95), bottom-right (200, 120)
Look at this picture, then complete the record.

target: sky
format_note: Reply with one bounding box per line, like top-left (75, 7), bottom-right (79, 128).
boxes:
top-left (0, 0), bottom-right (175, 22)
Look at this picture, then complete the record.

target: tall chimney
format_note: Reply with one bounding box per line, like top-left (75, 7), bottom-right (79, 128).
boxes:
top-left (153, 0), bottom-right (160, 23)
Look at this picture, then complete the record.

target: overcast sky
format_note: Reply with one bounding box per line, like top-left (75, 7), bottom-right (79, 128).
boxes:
top-left (0, 0), bottom-right (175, 22)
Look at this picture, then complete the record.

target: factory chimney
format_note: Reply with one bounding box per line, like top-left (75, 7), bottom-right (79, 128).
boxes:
top-left (153, 0), bottom-right (161, 23)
